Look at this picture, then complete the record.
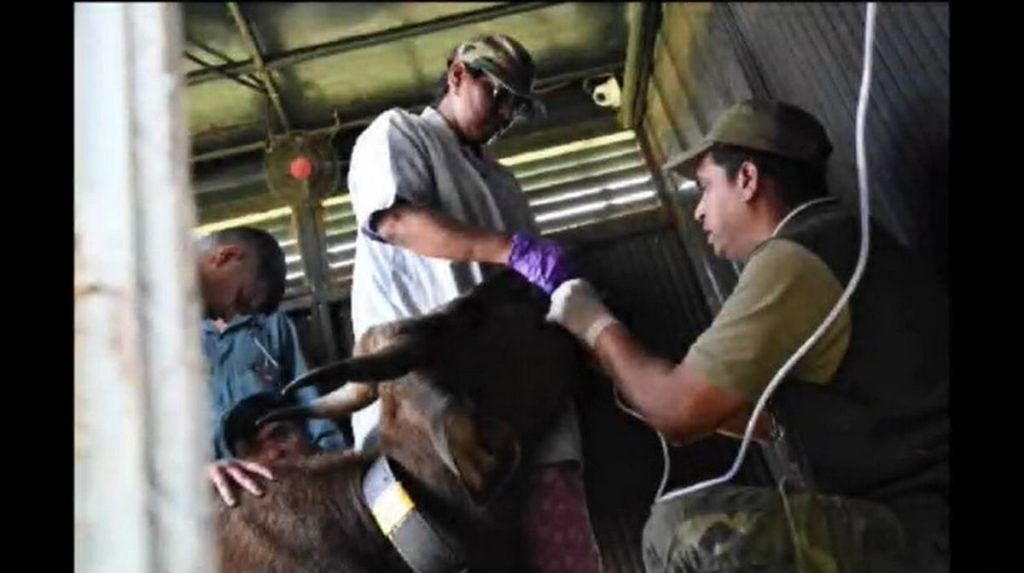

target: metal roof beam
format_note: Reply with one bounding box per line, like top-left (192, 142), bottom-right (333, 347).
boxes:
top-left (184, 51), bottom-right (265, 94)
top-left (226, 2), bottom-right (291, 132)
top-left (191, 61), bottom-right (622, 164)
top-left (188, 2), bottom-right (560, 86)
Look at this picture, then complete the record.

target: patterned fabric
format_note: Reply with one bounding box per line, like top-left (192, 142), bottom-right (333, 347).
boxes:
top-left (521, 462), bottom-right (603, 573)
top-left (642, 484), bottom-right (917, 573)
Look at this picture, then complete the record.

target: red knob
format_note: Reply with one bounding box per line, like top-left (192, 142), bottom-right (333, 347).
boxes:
top-left (289, 156), bottom-right (314, 181)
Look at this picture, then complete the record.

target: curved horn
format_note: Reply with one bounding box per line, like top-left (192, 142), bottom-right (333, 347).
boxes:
top-left (280, 339), bottom-right (423, 397)
top-left (261, 380), bottom-right (381, 426)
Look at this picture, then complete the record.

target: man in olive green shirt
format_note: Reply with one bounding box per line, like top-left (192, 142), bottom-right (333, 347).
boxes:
top-left (685, 238), bottom-right (851, 403)
top-left (547, 100), bottom-right (949, 572)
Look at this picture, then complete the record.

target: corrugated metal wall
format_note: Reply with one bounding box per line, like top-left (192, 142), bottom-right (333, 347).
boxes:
top-left (729, 3), bottom-right (949, 283)
top-left (637, 3), bottom-right (757, 314)
top-left (638, 3), bottom-right (950, 309)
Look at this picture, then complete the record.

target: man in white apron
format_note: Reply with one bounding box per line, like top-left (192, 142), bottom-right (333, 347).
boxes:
top-left (348, 34), bottom-right (603, 573)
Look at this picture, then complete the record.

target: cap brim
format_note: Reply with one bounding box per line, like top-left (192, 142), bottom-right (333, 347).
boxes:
top-left (663, 140), bottom-right (714, 180)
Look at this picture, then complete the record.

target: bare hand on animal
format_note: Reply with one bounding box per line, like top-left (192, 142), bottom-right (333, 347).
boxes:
top-left (207, 458), bottom-right (274, 507)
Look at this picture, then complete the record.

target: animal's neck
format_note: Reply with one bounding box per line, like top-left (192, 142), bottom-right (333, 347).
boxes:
top-left (390, 459), bottom-right (525, 573)
top-left (340, 457), bottom-right (416, 573)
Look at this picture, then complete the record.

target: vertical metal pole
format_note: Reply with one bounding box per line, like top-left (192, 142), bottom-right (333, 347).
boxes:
top-left (75, 3), bottom-right (214, 572)
top-left (292, 199), bottom-right (340, 363)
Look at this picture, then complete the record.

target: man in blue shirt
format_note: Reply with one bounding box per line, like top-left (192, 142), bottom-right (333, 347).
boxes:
top-left (204, 311), bottom-right (348, 459)
top-left (197, 226), bottom-right (347, 506)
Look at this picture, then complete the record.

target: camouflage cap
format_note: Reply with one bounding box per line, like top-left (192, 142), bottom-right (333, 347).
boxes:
top-left (450, 34), bottom-right (537, 98)
top-left (670, 100), bottom-right (833, 179)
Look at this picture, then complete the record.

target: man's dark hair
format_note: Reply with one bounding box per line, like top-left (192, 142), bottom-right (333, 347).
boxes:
top-left (707, 144), bottom-right (829, 209)
top-left (209, 226), bottom-right (287, 313)
top-left (222, 392), bottom-right (299, 457)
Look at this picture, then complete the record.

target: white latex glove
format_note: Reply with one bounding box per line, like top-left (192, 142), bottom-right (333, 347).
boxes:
top-left (546, 279), bottom-right (619, 348)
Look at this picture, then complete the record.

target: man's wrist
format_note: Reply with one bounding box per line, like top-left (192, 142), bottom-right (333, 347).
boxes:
top-left (584, 315), bottom-right (619, 348)
top-left (467, 231), bottom-right (514, 264)
top-left (494, 233), bottom-right (514, 264)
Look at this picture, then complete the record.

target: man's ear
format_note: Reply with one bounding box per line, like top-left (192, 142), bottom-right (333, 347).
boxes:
top-left (737, 161), bottom-right (760, 203)
top-left (212, 244), bottom-right (244, 268)
top-left (448, 60), bottom-right (466, 94)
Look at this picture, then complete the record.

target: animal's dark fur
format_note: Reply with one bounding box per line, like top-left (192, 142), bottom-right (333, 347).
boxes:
top-left (217, 271), bottom-right (589, 572)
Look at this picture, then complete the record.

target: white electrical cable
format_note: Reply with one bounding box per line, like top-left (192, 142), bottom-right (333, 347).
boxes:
top-left (634, 2), bottom-right (879, 505)
top-left (613, 388), bottom-right (672, 497)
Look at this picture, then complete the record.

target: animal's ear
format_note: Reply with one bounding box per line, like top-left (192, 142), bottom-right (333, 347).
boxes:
top-left (432, 408), bottom-right (521, 505)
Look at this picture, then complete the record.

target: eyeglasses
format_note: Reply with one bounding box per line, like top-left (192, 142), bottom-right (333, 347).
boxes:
top-left (471, 66), bottom-right (535, 121)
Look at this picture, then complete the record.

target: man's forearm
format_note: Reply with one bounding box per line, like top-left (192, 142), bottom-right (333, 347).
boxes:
top-left (376, 204), bottom-right (512, 263)
top-left (591, 323), bottom-right (747, 444)
top-left (547, 279), bottom-right (754, 444)
top-left (591, 324), bottom-right (699, 440)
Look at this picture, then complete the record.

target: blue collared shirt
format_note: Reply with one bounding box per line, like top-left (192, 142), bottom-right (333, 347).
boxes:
top-left (202, 311), bottom-right (348, 459)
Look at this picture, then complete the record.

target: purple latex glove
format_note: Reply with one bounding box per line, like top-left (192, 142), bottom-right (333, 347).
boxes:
top-left (507, 233), bottom-right (572, 295)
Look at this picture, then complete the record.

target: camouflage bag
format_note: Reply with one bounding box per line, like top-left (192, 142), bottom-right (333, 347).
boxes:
top-left (641, 483), bottom-right (916, 573)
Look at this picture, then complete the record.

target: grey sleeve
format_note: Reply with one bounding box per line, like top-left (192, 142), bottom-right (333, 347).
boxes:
top-left (348, 111), bottom-right (437, 241)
